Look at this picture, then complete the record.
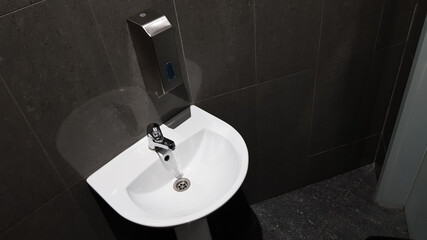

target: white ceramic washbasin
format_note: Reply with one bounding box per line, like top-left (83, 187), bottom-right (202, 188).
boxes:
top-left (87, 105), bottom-right (248, 227)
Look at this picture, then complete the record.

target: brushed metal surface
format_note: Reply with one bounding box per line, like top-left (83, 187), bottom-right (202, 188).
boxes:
top-left (127, 9), bottom-right (183, 97)
top-left (143, 16), bottom-right (172, 37)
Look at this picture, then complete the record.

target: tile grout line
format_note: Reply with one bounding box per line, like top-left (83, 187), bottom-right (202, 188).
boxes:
top-left (172, 0), bottom-right (193, 103)
top-left (194, 68), bottom-right (314, 105)
top-left (1, 74), bottom-right (91, 237)
top-left (354, 132), bottom-right (382, 161)
top-left (373, 0), bottom-right (387, 53)
top-left (255, 68), bottom-right (314, 87)
top-left (355, 132), bottom-right (382, 143)
top-left (253, 0), bottom-right (258, 83)
top-left (369, 0), bottom-right (387, 163)
top-left (0, 75), bottom-right (67, 189)
top-left (65, 187), bottom-right (99, 237)
top-left (382, 137), bottom-right (387, 152)
top-left (379, 2), bottom-right (418, 140)
top-left (86, 0), bottom-right (120, 88)
top-left (194, 83), bottom-right (258, 105)
top-left (193, 0), bottom-right (258, 104)
top-left (307, 0), bottom-right (325, 157)
top-left (1, 2), bottom-right (116, 235)
top-left (309, 132), bottom-right (380, 158)
top-left (0, 188), bottom-right (68, 238)
top-left (309, 143), bottom-right (352, 158)
top-left (253, 0), bottom-right (262, 180)
top-left (0, 0), bottom-right (46, 19)
top-left (375, 1), bottom-right (418, 163)
top-left (376, 42), bottom-right (407, 51)
top-left (0, 173), bottom-right (95, 237)
top-left (0, 73), bottom-right (74, 236)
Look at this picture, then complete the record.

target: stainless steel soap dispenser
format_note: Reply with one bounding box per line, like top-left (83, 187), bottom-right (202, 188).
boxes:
top-left (127, 10), bottom-right (183, 97)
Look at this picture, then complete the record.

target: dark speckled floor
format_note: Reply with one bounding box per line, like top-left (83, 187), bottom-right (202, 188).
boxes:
top-left (251, 164), bottom-right (408, 240)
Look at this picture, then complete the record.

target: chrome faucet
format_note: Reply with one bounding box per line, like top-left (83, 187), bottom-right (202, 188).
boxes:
top-left (147, 123), bottom-right (175, 151)
top-left (147, 123), bottom-right (182, 179)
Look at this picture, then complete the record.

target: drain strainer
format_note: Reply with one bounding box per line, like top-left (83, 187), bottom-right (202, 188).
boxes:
top-left (173, 178), bottom-right (191, 192)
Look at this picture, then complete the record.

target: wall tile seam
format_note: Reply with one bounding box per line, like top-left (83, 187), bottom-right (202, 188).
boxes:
top-left (354, 132), bottom-right (381, 144)
top-left (349, 133), bottom-right (381, 165)
top-left (374, 34), bottom-right (411, 141)
top-left (381, 136), bottom-right (387, 152)
top-left (254, 67), bottom-right (315, 86)
top-left (254, 73), bottom-right (262, 178)
top-left (193, 84), bottom-right (258, 105)
top-left (253, 0), bottom-right (258, 86)
top-left (86, 0), bottom-right (120, 88)
top-left (255, 0), bottom-right (323, 83)
top-left (373, 45), bottom-right (411, 163)
top-left (251, 67), bottom-right (315, 180)
top-left (376, 42), bottom-right (407, 52)
top-left (408, 50), bottom-right (415, 60)
top-left (0, 188), bottom-right (68, 238)
top-left (245, 0), bottom-right (320, 193)
top-left (372, 0), bottom-right (387, 56)
top-left (376, 2), bottom-right (419, 156)
top-left (66, 188), bottom-right (99, 237)
top-left (307, 0), bottom-right (325, 157)
top-left (252, 0), bottom-right (259, 178)
top-left (404, 1), bottom-right (419, 44)
top-left (317, 50), bottom-right (374, 69)
top-left (375, 1), bottom-right (418, 53)
top-left (255, 156), bottom-right (310, 178)
top-left (172, 0), bottom-right (193, 103)
top-left (194, 67), bottom-right (316, 105)
top-left (374, 1), bottom-right (418, 52)
top-left (402, 2), bottom-right (419, 60)
top-left (309, 142), bottom-right (352, 159)
top-left (315, 0), bottom-right (387, 69)
top-left (0, 0), bottom-right (45, 19)
top-left (405, 1), bottom-right (421, 54)
top-left (368, 0), bottom-right (389, 165)
top-left (0, 178), bottom-right (100, 238)
top-left (0, 74), bottom-right (67, 189)
top-left (373, 133), bottom-right (385, 163)
top-left (309, 132), bottom-right (381, 159)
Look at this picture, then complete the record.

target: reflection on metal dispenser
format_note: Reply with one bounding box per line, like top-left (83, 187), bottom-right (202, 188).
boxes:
top-left (127, 10), bottom-right (183, 98)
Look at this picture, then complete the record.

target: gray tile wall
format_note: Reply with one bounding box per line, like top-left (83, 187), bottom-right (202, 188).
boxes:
top-left (194, 0), bottom-right (422, 204)
top-left (0, 0), bottom-right (188, 238)
top-left (375, 0), bottom-right (427, 177)
top-left (0, 0), bottom-right (423, 239)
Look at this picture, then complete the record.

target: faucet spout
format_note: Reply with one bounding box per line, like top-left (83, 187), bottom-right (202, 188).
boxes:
top-left (146, 123), bottom-right (182, 179)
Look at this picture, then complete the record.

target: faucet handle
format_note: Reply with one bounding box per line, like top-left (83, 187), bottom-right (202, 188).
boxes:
top-left (147, 123), bottom-right (164, 142)
top-left (147, 123), bottom-right (176, 151)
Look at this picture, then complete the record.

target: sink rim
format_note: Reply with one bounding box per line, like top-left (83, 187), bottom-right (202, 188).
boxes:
top-left (87, 105), bottom-right (248, 227)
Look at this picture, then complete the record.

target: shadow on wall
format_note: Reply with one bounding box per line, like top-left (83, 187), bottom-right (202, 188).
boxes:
top-left (56, 87), bottom-right (147, 179)
top-left (55, 84), bottom-right (190, 182)
top-left (184, 58), bottom-right (203, 102)
top-left (53, 2), bottom-right (193, 182)
top-left (54, 20), bottom-right (192, 182)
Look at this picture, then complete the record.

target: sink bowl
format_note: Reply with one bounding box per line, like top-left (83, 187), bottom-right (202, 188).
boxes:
top-left (87, 106), bottom-right (248, 227)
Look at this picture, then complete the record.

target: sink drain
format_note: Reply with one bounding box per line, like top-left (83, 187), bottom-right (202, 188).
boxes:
top-left (173, 178), bottom-right (190, 192)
